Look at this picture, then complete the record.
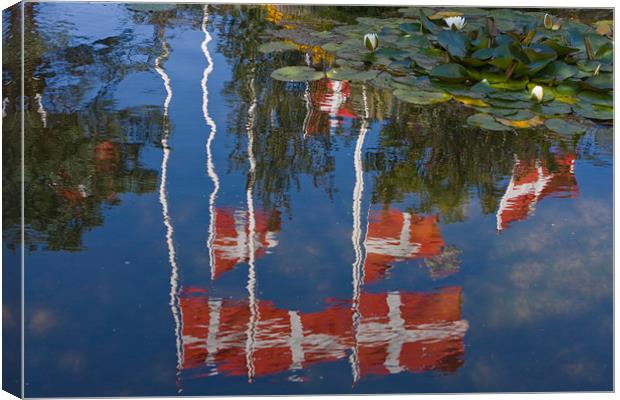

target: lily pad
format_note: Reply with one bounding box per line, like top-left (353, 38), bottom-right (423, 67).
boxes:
top-left (326, 67), bottom-right (379, 82)
top-left (535, 61), bottom-right (578, 83)
top-left (578, 91), bottom-right (613, 107)
top-left (544, 118), bottom-right (587, 134)
top-left (536, 101), bottom-right (573, 116)
top-left (496, 115), bottom-right (544, 129)
top-left (583, 73), bottom-right (612, 92)
top-left (258, 41), bottom-right (298, 53)
top-left (430, 63), bottom-right (470, 82)
top-left (436, 30), bottom-right (469, 58)
top-left (393, 89), bottom-right (451, 105)
top-left (271, 66), bottom-right (324, 82)
top-left (573, 103), bottom-right (613, 121)
top-left (466, 113), bottom-right (513, 131)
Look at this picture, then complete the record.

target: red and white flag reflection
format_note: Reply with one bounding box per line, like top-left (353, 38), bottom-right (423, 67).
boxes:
top-left (496, 152), bottom-right (578, 231)
top-left (210, 208), bottom-right (280, 279)
top-left (364, 209), bottom-right (446, 283)
top-left (180, 286), bottom-right (467, 380)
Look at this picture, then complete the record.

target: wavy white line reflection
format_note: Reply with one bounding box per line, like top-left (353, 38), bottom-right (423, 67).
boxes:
top-left (350, 85), bottom-right (370, 384)
top-left (155, 40), bottom-right (183, 381)
top-left (245, 76), bottom-right (259, 383)
top-left (200, 6), bottom-right (221, 280)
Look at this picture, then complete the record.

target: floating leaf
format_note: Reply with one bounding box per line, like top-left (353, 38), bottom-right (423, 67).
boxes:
top-left (326, 67), bottom-right (379, 82)
top-left (583, 73), bottom-right (612, 92)
top-left (578, 91), bottom-right (613, 107)
top-left (436, 30), bottom-right (470, 58)
top-left (573, 103), bottom-right (613, 120)
top-left (428, 11), bottom-right (464, 20)
top-left (258, 41), bottom-right (298, 53)
top-left (466, 113), bottom-right (513, 131)
top-left (399, 22), bottom-right (422, 34)
top-left (534, 61), bottom-right (578, 83)
top-left (430, 63), bottom-right (470, 82)
top-left (536, 101), bottom-right (573, 115)
top-left (271, 66), bottom-right (324, 82)
top-left (322, 42), bottom-right (343, 52)
top-left (545, 118), bottom-right (586, 134)
top-left (453, 95), bottom-right (489, 107)
top-left (420, 10), bottom-right (441, 34)
top-left (393, 89), bottom-right (451, 104)
top-left (496, 115), bottom-right (544, 129)
top-left (594, 20), bottom-right (613, 37)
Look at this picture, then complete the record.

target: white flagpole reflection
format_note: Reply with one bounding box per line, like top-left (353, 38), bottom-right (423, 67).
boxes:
top-left (201, 5), bottom-right (220, 280)
top-left (245, 73), bottom-right (259, 383)
top-left (155, 39), bottom-right (184, 384)
top-left (302, 52), bottom-right (312, 138)
top-left (349, 85), bottom-right (370, 384)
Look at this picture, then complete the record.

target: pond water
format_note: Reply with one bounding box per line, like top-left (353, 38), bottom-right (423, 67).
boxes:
top-left (2, 3), bottom-right (613, 397)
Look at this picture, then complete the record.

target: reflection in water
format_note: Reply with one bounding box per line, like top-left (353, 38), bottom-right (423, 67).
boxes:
top-left (154, 28), bottom-right (184, 384)
top-left (4, 3), bottom-right (611, 396)
top-left (364, 210), bottom-right (446, 283)
top-left (304, 79), bottom-right (357, 136)
top-left (180, 287), bottom-right (467, 381)
top-left (496, 151), bottom-right (579, 231)
top-left (201, 5), bottom-right (221, 281)
top-left (210, 208), bottom-right (280, 279)
top-left (350, 85), bottom-right (369, 382)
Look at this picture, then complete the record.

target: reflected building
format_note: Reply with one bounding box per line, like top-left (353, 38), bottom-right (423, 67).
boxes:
top-left (363, 209), bottom-right (446, 283)
top-left (179, 286), bottom-right (467, 381)
top-left (210, 208), bottom-right (281, 279)
top-left (303, 79), bottom-right (357, 136)
top-left (496, 151), bottom-right (578, 231)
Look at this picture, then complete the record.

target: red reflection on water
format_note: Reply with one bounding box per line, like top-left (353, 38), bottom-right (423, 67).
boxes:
top-left (210, 208), bottom-right (280, 279)
top-left (304, 79), bottom-right (356, 136)
top-left (496, 152), bottom-right (578, 231)
top-left (179, 286), bottom-right (466, 380)
top-left (363, 209), bottom-right (445, 283)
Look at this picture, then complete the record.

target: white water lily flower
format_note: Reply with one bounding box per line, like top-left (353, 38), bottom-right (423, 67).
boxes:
top-left (544, 13), bottom-right (553, 30)
top-left (364, 33), bottom-right (379, 51)
top-left (530, 85), bottom-right (544, 103)
top-left (444, 16), bottom-right (466, 31)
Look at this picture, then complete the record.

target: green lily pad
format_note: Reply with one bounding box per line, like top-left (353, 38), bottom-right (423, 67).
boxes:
top-left (573, 103), bottom-right (613, 121)
top-left (258, 41), bottom-right (298, 53)
top-left (466, 113), bottom-right (513, 131)
top-left (322, 42), bottom-right (343, 53)
top-left (536, 101), bottom-right (573, 116)
top-left (472, 106), bottom-right (518, 116)
top-left (502, 110), bottom-right (536, 121)
top-left (271, 66), bottom-right (324, 82)
top-left (535, 61), bottom-right (578, 83)
top-left (542, 39), bottom-right (580, 57)
top-left (583, 73), bottom-right (612, 92)
top-left (544, 118), bottom-right (586, 134)
top-left (436, 30), bottom-right (470, 58)
top-left (430, 63), bottom-right (470, 82)
top-left (578, 91), bottom-right (613, 107)
top-left (488, 79), bottom-right (529, 91)
top-left (326, 67), bottom-right (379, 82)
top-left (400, 22), bottom-right (422, 34)
top-left (393, 89), bottom-right (451, 105)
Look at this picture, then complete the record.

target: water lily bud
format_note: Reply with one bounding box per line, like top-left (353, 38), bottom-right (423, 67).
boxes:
top-left (531, 85), bottom-right (544, 103)
top-left (544, 14), bottom-right (553, 30)
top-left (364, 33), bottom-right (379, 52)
top-left (594, 63), bottom-right (601, 76)
top-left (444, 16), bottom-right (467, 31)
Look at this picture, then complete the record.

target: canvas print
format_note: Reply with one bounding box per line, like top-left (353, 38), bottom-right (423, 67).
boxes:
top-left (1, 2), bottom-right (613, 397)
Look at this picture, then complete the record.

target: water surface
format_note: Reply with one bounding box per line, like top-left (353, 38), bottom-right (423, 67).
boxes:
top-left (2, 3), bottom-right (613, 396)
